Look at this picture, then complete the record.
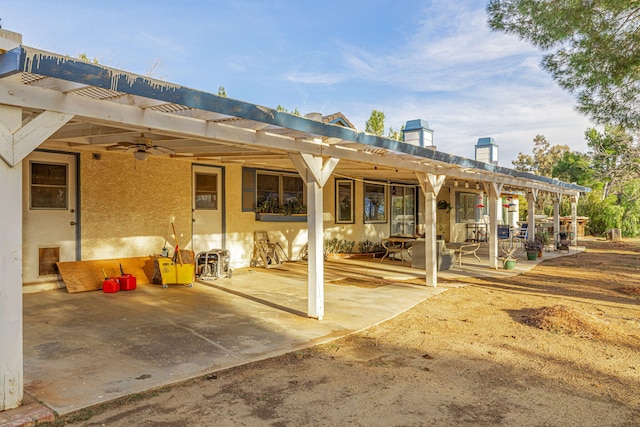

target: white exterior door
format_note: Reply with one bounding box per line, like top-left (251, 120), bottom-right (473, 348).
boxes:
top-left (192, 165), bottom-right (223, 254)
top-left (22, 151), bottom-right (78, 286)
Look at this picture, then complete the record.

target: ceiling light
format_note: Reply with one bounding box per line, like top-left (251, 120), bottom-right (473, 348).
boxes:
top-left (134, 150), bottom-right (151, 161)
top-left (454, 180), bottom-right (458, 187)
top-left (475, 183), bottom-right (480, 189)
top-left (465, 181), bottom-right (469, 189)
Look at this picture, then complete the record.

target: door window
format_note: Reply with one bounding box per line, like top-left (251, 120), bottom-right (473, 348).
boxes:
top-left (195, 173), bottom-right (218, 210)
top-left (30, 162), bottom-right (68, 209)
top-left (390, 185), bottom-right (416, 234)
top-left (456, 192), bottom-right (476, 222)
top-left (364, 182), bottom-right (387, 223)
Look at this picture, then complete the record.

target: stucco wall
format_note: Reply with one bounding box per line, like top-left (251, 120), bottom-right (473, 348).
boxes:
top-left (223, 165), bottom-right (310, 267)
top-left (26, 151), bottom-right (400, 271)
top-left (324, 177), bottom-right (389, 248)
top-left (80, 152), bottom-right (192, 260)
top-left (223, 170), bottom-right (391, 268)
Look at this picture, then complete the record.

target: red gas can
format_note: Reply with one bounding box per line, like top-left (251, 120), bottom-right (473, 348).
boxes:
top-left (117, 274), bottom-right (137, 291)
top-left (102, 277), bottom-right (120, 293)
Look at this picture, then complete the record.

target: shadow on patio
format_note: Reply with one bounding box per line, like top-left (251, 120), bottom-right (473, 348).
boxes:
top-left (21, 244), bottom-right (582, 416)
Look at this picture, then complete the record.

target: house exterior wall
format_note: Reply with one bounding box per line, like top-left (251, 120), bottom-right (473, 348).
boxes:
top-left (22, 147), bottom-right (504, 279)
top-left (223, 170), bottom-right (390, 267)
top-left (80, 152), bottom-right (192, 260)
top-left (324, 177), bottom-right (389, 250)
top-left (22, 151), bottom-right (402, 281)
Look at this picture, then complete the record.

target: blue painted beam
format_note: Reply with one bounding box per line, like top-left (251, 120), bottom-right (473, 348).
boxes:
top-left (0, 46), bottom-right (590, 193)
top-left (0, 46), bottom-right (21, 78)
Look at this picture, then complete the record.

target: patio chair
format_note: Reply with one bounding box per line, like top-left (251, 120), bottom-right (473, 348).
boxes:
top-left (512, 223), bottom-right (528, 246)
top-left (452, 242), bottom-right (482, 267)
top-left (251, 230), bottom-right (287, 268)
top-left (381, 236), bottom-right (413, 264)
top-left (557, 231), bottom-right (572, 253)
top-left (497, 225), bottom-right (511, 240)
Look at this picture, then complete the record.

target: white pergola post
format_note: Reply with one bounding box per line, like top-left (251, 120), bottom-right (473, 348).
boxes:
top-left (571, 193), bottom-right (579, 245)
top-left (0, 106), bottom-right (24, 410)
top-left (488, 182), bottom-right (504, 268)
top-left (416, 173), bottom-right (445, 288)
top-left (289, 153), bottom-right (338, 320)
top-left (527, 189), bottom-right (537, 240)
top-left (553, 193), bottom-right (561, 249)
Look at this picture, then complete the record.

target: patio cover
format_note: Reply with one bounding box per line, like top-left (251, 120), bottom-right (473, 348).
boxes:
top-left (0, 29), bottom-right (590, 411)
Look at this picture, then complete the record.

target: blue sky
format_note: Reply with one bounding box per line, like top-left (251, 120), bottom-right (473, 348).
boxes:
top-left (2, 0), bottom-right (593, 165)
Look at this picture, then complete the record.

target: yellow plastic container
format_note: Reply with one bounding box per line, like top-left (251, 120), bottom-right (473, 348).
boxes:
top-left (175, 263), bottom-right (194, 285)
top-left (157, 257), bottom-right (194, 287)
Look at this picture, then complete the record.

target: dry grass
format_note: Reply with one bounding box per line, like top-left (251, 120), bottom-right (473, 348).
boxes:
top-left (614, 285), bottom-right (640, 296)
top-left (523, 305), bottom-right (604, 339)
top-left (329, 277), bottom-right (393, 288)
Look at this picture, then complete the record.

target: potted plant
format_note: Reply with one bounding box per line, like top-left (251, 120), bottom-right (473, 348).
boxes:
top-left (255, 195), bottom-right (282, 214)
top-left (255, 196), bottom-right (306, 222)
top-left (282, 198), bottom-right (307, 216)
top-left (503, 256), bottom-right (517, 270)
top-left (535, 231), bottom-right (551, 255)
top-left (524, 239), bottom-right (543, 260)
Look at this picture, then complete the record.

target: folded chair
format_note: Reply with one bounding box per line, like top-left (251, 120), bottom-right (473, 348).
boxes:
top-left (251, 230), bottom-right (287, 268)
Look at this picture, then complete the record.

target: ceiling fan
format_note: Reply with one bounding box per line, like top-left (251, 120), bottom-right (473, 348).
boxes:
top-left (106, 134), bottom-right (176, 161)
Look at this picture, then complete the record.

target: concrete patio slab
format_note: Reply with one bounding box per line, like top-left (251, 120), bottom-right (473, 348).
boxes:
top-left (22, 261), bottom-right (445, 415)
top-left (15, 245), bottom-right (583, 420)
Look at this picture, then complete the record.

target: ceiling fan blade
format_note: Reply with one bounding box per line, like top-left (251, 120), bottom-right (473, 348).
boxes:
top-left (106, 144), bottom-right (128, 151)
top-left (148, 146), bottom-right (176, 155)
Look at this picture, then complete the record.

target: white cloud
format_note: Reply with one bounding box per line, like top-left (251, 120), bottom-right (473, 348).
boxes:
top-left (286, 71), bottom-right (347, 85)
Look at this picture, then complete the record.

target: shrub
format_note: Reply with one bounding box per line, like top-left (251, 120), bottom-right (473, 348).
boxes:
top-left (524, 239), bottom-right (543, 252)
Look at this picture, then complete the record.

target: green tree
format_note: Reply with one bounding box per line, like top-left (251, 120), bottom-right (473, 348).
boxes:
top-left (487, 1), bottom-right (640, 128)
top-left (387, 126), bottom-right (402, 141)
top-left (512, 134), bottom-right (569, 177)
top-left (585, 125), bottom-right (640, 199)
top-left (77, 53), bottom-right (98, 64)
top-left (512, 134), bottom-right (570, 214)
top-left (552, 151), bottom-right (595, 187)
top-left (365, 110), bottom-right (385, 136)
top-left (390, 125), bottom-right (406, 141)
top-left (618, 179), bottom-right (640, 237)
top-left (579, 189), bottom-right (625, 236)
top-left (217, 86), bottom-right (227, 97)
top-left (559, 125), bottom-right (640, 237)
top-left (276, 105), bottom-right (301, 116)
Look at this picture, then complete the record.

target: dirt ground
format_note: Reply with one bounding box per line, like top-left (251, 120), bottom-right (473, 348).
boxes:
top-left (49, 238), bottom-right (640, 426)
